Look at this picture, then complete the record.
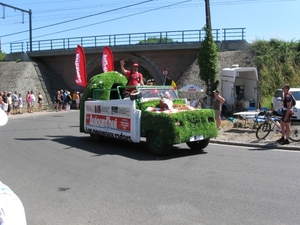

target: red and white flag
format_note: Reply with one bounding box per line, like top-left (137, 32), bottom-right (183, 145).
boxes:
top-left (102, 46), bottom-right (114, 72)
top-left (75, 45), bottom-right (87, 87)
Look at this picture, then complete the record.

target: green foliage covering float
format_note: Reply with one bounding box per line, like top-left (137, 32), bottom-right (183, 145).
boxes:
top-left (138, 100), bottom-right (218, 144)
top-left (79, 71), bottom-right (127, 132)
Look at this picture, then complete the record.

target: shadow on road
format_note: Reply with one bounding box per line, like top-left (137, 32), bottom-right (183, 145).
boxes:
top-left (16, 135), bottom-right (207, 161)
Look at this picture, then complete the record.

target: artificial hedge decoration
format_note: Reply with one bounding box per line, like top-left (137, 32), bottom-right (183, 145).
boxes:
top-left (138, 100), bottom-right (218, 144)
top-left (79, 71), bottom-right (127, 132)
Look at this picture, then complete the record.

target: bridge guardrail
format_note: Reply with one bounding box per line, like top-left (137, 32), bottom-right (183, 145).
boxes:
top-left (9, 28), bottom-right (245, 53)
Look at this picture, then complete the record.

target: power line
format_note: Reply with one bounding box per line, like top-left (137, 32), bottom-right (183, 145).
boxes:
top-left (1, 0), bottom-right (154, 38)
top-left (1, 0), bottom-right (298, 44)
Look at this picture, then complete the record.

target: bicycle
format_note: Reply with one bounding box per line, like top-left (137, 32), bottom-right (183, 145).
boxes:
top-left (256, 111), bottom-right (300, 142)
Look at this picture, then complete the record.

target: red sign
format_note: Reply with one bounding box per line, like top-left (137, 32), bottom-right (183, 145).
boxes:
top-left (102, 46), bottom-right (114, 72)
top-left (86, 114), bottom-right (131, 132)
top-left (75, 45), bottom-right (87, 87)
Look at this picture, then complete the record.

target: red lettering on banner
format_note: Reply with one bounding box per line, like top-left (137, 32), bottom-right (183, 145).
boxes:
top-left (86, 114), bottom-right (130, 132)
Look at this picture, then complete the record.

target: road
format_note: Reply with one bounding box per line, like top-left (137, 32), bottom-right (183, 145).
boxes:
top-left (1, 111), bottom-right (300, 225)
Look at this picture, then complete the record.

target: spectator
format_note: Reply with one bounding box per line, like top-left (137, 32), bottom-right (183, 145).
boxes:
top-left (12, 91), bottom-right (19, 115)
top-left (212, 90), bottom-right (225, 130)
top-left (277, 84), bottom-right (294, 145)
top-left (75, 91), bottom-right (80, 109)
top-left (62, 90), bottom-right (67, 110)
top-left (0, 92), bottom-right (4, 111)
top-left (55, 90), bottom-right (63, 112)
top-left (26, 91), bottom-right (31, 113)
top-left (72, 91), bottom-right (77, 109)
top-left (37, 92), bottom-right (43, 112)
top-left (2, 91), bottom-right (8, 115)
top-left (0, 181), bottom-right (27, 225)
top-left (7, 92), bottom-right (12, 115)
top-left (29, 91), bottom-right (35, 113)
top-left (66, 91), bottom-right (72, 111)
top-left (18, 93), bottom-right (23, 114)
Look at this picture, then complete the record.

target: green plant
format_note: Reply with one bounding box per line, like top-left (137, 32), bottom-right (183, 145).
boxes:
top-left (138, 37), bottom-right (174, 45)
top-left (16, 58), bottom-right (22, 63)
top-left (0, 51), bottom-right (5, 61)
top-left (252, 39), bottom-right (300, 101)
top-left (198, 26), bottom-right (219, 102)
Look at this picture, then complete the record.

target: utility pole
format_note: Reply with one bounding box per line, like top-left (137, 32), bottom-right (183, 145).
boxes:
top-left (204, 0), bottom-right (212, 30)
top-left (0, 2), bottom-right (32, 51)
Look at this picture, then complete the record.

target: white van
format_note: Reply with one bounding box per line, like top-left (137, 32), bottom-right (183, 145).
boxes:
top-left (272, 88), bottom-right (300, 120)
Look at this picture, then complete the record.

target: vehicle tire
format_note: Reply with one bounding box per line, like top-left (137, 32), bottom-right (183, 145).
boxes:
top-left (90, 133), bottom-right (104, 142)
top-left (256, 122), bottom-right (271, 139)
top-left (186, 139), bottom-right (210, 150)
top-left (146, 131), bottom-right (172, 155)
top-left (289, 121), bottom-right (300, 142)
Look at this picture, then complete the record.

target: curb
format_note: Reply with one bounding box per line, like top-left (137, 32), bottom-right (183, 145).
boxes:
top-left (210, 139), bottom-right (300, 151)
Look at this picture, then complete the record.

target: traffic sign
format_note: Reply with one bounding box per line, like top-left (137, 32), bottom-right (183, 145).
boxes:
top-left (162, 69), bottom-right (169, 76)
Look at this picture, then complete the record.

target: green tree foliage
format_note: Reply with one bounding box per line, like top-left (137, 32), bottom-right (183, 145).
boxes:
top-left (252, 39), bottom-right (300, 107)
top-left (197, 27), bottom-right (219, 99)
top-left (138, 37), bottom-right (174, 44)
top-left (0, 51), bottom-right (5, 61)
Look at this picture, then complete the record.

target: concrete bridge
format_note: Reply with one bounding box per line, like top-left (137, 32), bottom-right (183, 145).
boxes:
top-left (4, 29), bottom-right (250, 94)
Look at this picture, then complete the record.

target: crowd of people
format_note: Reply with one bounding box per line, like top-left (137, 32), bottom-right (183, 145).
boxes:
top-left (54, 89), bottom-right (81, 112)
top-left (0, 89), bottom-right (82, 115)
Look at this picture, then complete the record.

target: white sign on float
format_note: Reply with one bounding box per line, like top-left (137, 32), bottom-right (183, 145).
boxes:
top-left (0, 108), bottom-right (8, 126)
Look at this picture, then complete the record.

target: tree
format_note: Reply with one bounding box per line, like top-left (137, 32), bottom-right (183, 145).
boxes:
top-left (138, 37), bottom-right (174, 45)
top-left (197, 26), bottom-right (219, 103)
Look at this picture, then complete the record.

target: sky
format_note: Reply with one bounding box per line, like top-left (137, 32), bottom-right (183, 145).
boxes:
top-left (1, 0), bottom-right (300, 53)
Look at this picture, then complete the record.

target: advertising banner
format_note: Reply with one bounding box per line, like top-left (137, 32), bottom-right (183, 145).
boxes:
top-left (75, 45), bottom-right (87, 87)
top-left (102, 46), bottom-right (114, 72)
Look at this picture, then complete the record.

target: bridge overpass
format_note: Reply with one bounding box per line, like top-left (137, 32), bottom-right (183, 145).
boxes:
top-left (5, 29), bottom-right (250, 90)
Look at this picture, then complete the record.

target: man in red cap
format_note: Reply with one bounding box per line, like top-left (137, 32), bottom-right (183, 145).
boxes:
top-left (120, 60), bottom-right (144, 97)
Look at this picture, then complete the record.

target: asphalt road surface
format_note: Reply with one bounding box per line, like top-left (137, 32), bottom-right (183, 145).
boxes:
top-left (1, 111), bottom-right (300, 225)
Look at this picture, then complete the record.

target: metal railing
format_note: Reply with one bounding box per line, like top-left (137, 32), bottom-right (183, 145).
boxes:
top-left (9, 28), bottom-right (245, 53)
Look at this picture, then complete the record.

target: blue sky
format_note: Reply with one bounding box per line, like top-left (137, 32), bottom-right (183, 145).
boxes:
top-left (1, 0), bottom-right (300, 53)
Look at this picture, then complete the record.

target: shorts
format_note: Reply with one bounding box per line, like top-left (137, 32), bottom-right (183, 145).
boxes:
top-left (13, 101), bottom-right (19, 108)
top-left (214, 110), bottom-right (221, 119)
top-left (281, 110), bottom-right (293, 122)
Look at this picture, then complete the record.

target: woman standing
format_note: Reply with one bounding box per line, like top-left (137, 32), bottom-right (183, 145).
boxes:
top-left (18, 93), bottom-right (23, 114)
top-left (75, 92), bottom-right (80, 110)
top-left (55, 90), bottom-right (62, 112)
top-left (38, 92), bottom-right (43, 112)
top-left (212, 90), bottom-right (225, 130)
top-left (66, 91), bottom-right (72, 111)
top-left (26, 91), bottom-right (31, 113)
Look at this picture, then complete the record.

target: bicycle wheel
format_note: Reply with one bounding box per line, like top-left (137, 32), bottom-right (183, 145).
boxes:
top-left (256, 122), bottom-right (272, 140)
top-left (289, 121), bottom-right (300, 142)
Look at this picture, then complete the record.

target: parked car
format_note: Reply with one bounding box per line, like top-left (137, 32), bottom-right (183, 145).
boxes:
top-left (272, 88), bottom-right (300, 120)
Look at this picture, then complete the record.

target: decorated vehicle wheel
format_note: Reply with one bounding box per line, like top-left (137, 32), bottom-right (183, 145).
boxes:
top-left (146, 131), bottom-right (172, 155)
top-left (90, 133), bottom-right (104, 142)
top-left (186, 139), bottom-right (210, 150)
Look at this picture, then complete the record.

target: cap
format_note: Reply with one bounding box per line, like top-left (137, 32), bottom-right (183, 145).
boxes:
top-left (213, 90), bottom-right (219, 94)
top-left (132, 63), bottom-right (139, 67)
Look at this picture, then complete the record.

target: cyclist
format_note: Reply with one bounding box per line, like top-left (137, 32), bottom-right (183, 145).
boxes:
top-left (277, 84), bottom-right (294, 145)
